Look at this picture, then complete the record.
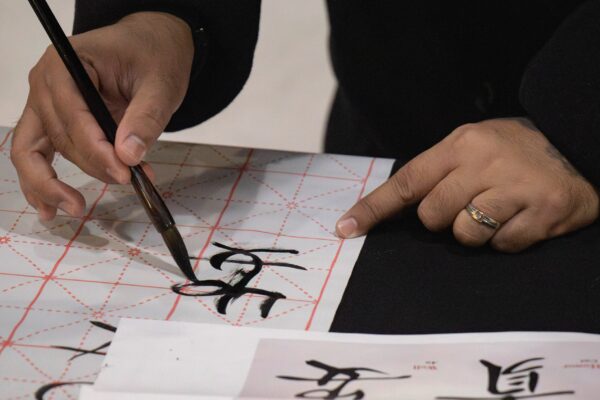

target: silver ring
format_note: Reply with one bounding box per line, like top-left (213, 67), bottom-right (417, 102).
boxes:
top-left (465, 203), bottom-right (501, 230)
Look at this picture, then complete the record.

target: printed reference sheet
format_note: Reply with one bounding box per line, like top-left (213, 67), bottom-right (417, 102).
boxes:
top-left (83, 319), bottom-right (600, 399)
top-left (0, 127), bottom-right (394, 399)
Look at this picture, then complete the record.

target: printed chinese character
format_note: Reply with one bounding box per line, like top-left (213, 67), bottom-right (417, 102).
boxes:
top-left (278, 359), bottom-right (411, 399)
top-left (436, 357), bottom-right (575, 400)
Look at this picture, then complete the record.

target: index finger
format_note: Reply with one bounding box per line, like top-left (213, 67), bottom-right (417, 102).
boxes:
top-left (336, 140), bottom-right (456, 238)
top-left (11, 106), bottom-right (86, 220)
top-left (47, 61), bottom-right (131, 184)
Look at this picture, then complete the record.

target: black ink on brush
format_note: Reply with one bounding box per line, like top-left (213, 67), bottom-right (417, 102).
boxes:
top-left (174, 242), bottom-right (306, 318)
top-left (27, 0), bottom-right (195, 283)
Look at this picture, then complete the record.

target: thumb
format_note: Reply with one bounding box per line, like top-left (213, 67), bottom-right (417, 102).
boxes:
top-left (115, 77), bottom-right (181, 166)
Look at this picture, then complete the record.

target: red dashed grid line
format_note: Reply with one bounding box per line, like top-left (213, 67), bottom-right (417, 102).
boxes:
top-left (0, 129), bottom-right (12, 149)
top-left (165, 149), bottom-right (255, 320)
top-left (305, 158), bottom-right (376, 330)
top-left (0, 136), bottom-right (386, 399)
top-left (0, 184), bottom-right (109, 357)
top-left (233, 155), bottom-right (315, 326)
top-left (144, 160), bottom-right (363, 182)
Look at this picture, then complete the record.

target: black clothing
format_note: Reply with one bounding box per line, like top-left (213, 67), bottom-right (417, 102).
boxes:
top-left (75, 0), bottom-right (600, 185)
top-left (73, 1), bottom-right (600, 333)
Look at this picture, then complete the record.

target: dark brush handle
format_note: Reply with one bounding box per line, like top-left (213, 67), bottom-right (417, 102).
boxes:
top-left (130, 165), bottom-right (175, 233)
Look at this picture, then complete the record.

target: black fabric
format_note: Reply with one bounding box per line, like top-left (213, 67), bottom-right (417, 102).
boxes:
top-left (331, 162), bottom-right (600, 335)
top-left (72, 1), bottom-right (600, 333)
top-left (324, 1), bottom-right (594, 162)
top-left (73, 0), bottom-right (600, 186)
top-left (332, 212), bottom-right (600, 334)
top-left (520, 0), bottom-right (600, 188)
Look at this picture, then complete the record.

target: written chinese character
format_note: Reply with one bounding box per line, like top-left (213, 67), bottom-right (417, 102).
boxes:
top-left (35, 321), bottom-right (116, 399)
top-left (172, 242), bottom-right (306, 318)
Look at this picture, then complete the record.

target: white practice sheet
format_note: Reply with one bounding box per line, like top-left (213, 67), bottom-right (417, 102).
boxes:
top-left (83, 318), bottom-right (600, 399)
top-left (0, 126), bottom-right (394, 399)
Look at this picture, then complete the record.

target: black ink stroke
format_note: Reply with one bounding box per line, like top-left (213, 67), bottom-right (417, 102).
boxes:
top-left (50, 321), bottom-right (117, 361)
top-left (35, 382), bottom-right (93, 400)
top-left (278, 359), bottom-right (411, 399)
top-left (174, 242), bottom-right (306, 318)
top-left (35, 321), bottom-right (117, 398)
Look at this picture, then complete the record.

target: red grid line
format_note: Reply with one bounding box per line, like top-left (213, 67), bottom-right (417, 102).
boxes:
top-left (324, 153), bottom-right (363, 179)
top-left (304, 158), bottom-right (376, 330)
top-left (0, 209), bottom-right (341, 241)
top-left (165, 149), bottom-right (255, 320)
top-left (234, 155), bottom-right (315, 325)
top-left (0, 211), bottom-right (338, 242)
top-left (147, 159), bottom-right (364, 182)
top-left (0, 129), bottom-right (13, 149)
top-left (207, 145), bottom-right (242, 167)
top-left (0, 270), bottom-right (324, 303)
top-left (0, 184), bottom-right (109, 357)
top-left (1, 145), bottom-right (383, 400)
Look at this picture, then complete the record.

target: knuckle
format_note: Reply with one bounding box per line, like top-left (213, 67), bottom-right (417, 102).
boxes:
top-left (65, 112), bottom-right (88, 138)
top-left (138, 104), bottom-right (168, 132)
top-left (156, 70), bottom-right (186, 97)
top-left (490, 237), bottom-right (521, 253)
top-left (357, 197), bottom-right (385, 223)
top-left (451, 124), bottom-right (493, 153)
top-left (47, 130), bottom-right (68, 153)
top-left (417, 202), bottom-right (442, 231)
top-left (547, 223), bottom-right (569, 238)
top-left (27, 64), bottom-right (40, 87)
top-left (545, 189), bottom-right (574, 214)
top-left (10, 123), bottom-right (27, 164)
top-left (29, 46), bottom-right (59, 87)
top-left (9, 145), bottom-right (21, 167)
top-left (492, 223), bottom-right (546, 253)
top-left (390, 164), bottom-right (419, 204)
top-left (453, 224), bottom-right (483, 247)
top-left (43, 44), bottom-right (57, 58)
top-left (476, 197), bottom-right (505, 219)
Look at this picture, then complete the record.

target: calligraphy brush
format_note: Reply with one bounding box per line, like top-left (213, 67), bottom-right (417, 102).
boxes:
top-left (27, 0), bottom-right (198, 283)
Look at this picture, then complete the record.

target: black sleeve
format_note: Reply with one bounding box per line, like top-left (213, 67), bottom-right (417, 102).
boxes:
top-left (73, 0), bottom-right (261, 131)
top-left (520, 0), bottom-right (600, 187)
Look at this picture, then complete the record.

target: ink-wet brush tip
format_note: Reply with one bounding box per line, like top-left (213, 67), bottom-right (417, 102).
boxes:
top-left (161, 226), bottom-right (198, 283)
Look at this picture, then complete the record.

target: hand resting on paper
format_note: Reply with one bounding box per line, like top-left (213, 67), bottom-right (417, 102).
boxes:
top-left (336, 118), bottom-right (599, 253)
top-left (10, 12), bottom-right (193, 221)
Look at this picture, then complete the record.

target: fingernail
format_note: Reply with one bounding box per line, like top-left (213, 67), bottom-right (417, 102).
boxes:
top-left (336, 217), bottom-right (359, 238)
top-left (123, 134), bottom-right (146, 162)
